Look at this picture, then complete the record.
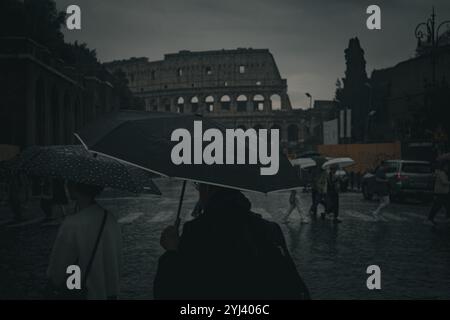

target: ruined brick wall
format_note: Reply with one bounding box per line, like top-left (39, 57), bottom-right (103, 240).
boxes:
top-left (105, 48), bottom-right (292, 113)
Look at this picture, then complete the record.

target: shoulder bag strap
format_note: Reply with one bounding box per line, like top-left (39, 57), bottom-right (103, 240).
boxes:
top-left (82, 210), bottom-right (108, 287)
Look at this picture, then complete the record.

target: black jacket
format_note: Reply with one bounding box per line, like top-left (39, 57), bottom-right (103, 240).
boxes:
top-left (154, 189), bottom-right (310, 300)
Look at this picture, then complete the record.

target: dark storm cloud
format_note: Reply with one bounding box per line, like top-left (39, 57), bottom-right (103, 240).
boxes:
top-left (57, 0), bottom-right (450, 108)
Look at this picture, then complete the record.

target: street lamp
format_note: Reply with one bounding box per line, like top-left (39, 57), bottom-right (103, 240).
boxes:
top-left (415, 7), bottom-right (450, 85)
top-left (305, 92), bottom-right (312, 109)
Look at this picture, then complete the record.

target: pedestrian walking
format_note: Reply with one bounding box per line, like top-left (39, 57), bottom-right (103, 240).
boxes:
top-left (322, 165), bottom-right (341, 224)
top-left (426, 162), bottom-right (450, 226)
top-left (284, 189), bottom-right (309, 224)
top-left (309, 168), bottom-right (327, 218)
top-left (154, 184), bottom-right (310, 300)
top-left (350, 171), bottom-right (355, 191)
top-left (356, 171), bottom-right (362, 190)
top-left (46, 182), bottom-right (122, 300)
top-left (372, 163), bottom-right (390, 221)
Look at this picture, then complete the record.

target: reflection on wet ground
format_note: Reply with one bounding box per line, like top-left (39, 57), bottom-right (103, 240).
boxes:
top-left (1, 180), bottom-right (449, 299)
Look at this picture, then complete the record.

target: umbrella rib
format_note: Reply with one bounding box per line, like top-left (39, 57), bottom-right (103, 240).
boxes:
top-left (72, 141), bottom-right (170, 179)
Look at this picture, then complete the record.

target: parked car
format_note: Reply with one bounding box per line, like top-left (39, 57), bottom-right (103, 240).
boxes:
top-left (361, 160), bottom-right (434, 202)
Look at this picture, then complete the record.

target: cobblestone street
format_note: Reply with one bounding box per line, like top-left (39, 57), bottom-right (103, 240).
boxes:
top-left (1, 179), bottom-right (449, 299)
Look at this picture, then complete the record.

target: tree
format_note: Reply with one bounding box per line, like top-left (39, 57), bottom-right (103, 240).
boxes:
top-left (1, 0), bottom-right (141, 110)
top-left (340, 37), bottom-right (370, 142)
top-left (0, 0), bottom-right (66, 54)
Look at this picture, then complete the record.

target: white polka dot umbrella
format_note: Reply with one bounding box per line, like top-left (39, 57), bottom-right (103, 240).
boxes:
top-left (18, 145), bottom-right (161, 195)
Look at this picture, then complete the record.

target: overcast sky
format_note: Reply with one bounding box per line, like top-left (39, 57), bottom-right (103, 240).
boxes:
top-left (57, 0), bottom-right (450, 108)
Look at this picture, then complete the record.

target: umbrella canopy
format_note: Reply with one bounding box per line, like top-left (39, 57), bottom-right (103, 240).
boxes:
top-left (322, 157), bottom-right (355, 169)
top-left (290, 158), bottom-right (316, 169)
top-left (75, 111), bottom-right (301, 193)
top-left (18, 145), bottom-right (161, 195)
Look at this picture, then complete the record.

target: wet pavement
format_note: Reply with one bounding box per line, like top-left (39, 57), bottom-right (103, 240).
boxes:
top-left (1, 179), bottom-right (449, 299)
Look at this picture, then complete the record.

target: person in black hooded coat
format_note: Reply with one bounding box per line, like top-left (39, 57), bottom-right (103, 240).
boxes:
top-left (154, 184), bottom-right (310, 300)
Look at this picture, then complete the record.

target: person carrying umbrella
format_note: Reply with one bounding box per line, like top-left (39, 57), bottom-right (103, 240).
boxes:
top-left (154, 183), bottom-right (310, 299)
top-left (46, 181), bottom-right (122, 300)
top-left (371, 162), bottom-right (390, 222)
top-left (426, 161), bottom-right (450, 226)
top-left (322, 165), bottom-right (342, 224)
top-left (284, 189), bottom-right (309, 224)
top-left (17, 145), bottom-right (161, 300)
top-left (74, 111), bottom-right (309, 300)
top-left (309, 157), bottom-right (328, 219)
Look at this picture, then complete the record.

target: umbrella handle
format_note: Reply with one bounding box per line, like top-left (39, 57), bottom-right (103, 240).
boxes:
top-left (174, 180), bottom-right (187, 232)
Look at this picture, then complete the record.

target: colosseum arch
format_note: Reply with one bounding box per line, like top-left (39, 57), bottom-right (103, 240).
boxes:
top-left (253, 95), bottom-right (264, 112)
top-left (270, 94), bottom-right (281, 111)
top-left (190, 96), bottom-right (199, 113)
top-left (236, 95), bottom-right (248, 112)
top-left (220, 95), bottom-right (231, 111)
top-left (287, 124), bottom-right (299, 142)
top-left (150, 98), bottom-right (157, 111)
top-left (160, 97), bottom-right (170, 112)
top-left (205, 95), bottom-right (214, 112)
top-left (176, 97), bottom-right (185, 113)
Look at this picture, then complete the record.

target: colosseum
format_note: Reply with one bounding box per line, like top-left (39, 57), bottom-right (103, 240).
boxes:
top-left (105, 48), bottom-right (334, 153)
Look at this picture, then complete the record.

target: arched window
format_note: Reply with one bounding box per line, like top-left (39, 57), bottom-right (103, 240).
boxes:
top-left (253, 95), bottom-right (264, 112)
top-left (190, 96), bottom-right (199, 113)
top-left (177, 97), bottom-right (184, 113)
top-left (288, 124), bottom-right (299, 142)
top-left (220, 95), bottom-right (231, 111)
top-left (162, 98), bottom-right (171, 112)
top-left (145, 98), bottom-right (151, 112)
top-left (270, 94), bottom-right (281, 111)
top-left (236, 95), bottom-right (248, 112)
top-left (150, 99), bottom-right (157, 112)
top-left (205, 96), bottom-right (214, 112)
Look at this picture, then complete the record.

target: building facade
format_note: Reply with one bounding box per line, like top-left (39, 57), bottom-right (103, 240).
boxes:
top-left (0, 37), bottom-right (121, 148)
top-left (105, 48), bottom-right (335, 153)
top-left (369, 44), bottom-right (450, 151)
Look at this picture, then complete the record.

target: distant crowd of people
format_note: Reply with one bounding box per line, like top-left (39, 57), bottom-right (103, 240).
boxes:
top-left (285, 164), bottom-right (361, 224)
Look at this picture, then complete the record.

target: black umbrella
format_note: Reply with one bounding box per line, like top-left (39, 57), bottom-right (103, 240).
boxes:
top-left (18, 145), bottom-right (161, 195)
top-left (75, 111), bottom-right (301, 227)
